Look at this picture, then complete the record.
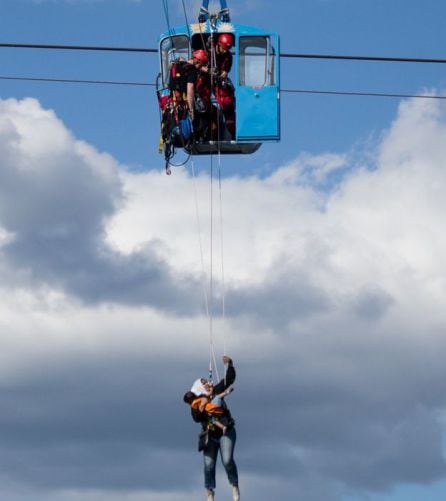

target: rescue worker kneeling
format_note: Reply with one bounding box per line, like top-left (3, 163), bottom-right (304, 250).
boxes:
top-left (214, 33), bottom-right (236, 139)
top-left (188, 49), bottom-right (214, 143)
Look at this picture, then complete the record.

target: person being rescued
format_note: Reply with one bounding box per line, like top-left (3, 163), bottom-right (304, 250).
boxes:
top-left (184, 384), bottom-right (234, 435)
top-left (183, 356), bottom-right (239, 501)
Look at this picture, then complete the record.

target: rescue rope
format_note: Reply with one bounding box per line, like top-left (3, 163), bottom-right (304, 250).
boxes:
top-left (208, 21), bottom-right (228, 379)
top-left (208, 153), bottom-right (219, 383)
top-left (207, 10), bottom-right (231, 379)
top-left (181, 0), bottom-right (229, 383)
top-left (211, 27), bottom-right (228, 364)
top-left (190, 157), bottom-right (220, 383)
top-left (217, 152), bottom-right (227, 357)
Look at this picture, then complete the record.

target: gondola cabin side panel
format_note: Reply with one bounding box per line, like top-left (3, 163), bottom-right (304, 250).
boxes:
top-left (235, 29), bottom-right (280, 142)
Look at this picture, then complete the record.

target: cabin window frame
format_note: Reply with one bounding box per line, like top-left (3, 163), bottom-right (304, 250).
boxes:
top-left (160, 35), bottom-right (191, 88)
top-left (238, 35), bottom-right (276, 88)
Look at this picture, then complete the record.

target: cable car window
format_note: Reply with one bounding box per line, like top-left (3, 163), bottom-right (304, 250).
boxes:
top-left (160, 35), bottom-right (190, 87)
top-left (239, 36), bottom-right (275, 88)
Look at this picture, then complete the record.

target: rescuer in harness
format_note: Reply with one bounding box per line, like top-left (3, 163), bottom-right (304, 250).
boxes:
top-left (190, 49), bottom-right (214, 142)
top-left (183, 356), bottom-right (240, 501)
top-left (158, 49), bottom-right (210, 171)
top-left (213, 33), bottom-right (236, 139)
top-left (184, 384), bottom-right (234, 435)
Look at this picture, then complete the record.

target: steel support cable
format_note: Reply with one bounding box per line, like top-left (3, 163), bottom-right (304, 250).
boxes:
top-left (280, 88), bottom-right (446, 99)
top-left (280, 52), bottom-right (446, 64)
top-left (2, 75), bottom-right (445, 101)
top-left (162, 0), bottom-right (173, 37)
top-left (181, 0), bottom-right (192, 38)
top-left (2, 43), bottom-right (446, 64)
top-left (0, 75), bottom-right (152, 86)
top-left (0, 42), bottom-right (157, 53)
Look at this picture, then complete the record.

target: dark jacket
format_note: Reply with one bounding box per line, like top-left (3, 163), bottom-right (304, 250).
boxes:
top-left (216, 50), bottom-right (233, 75)
top-left (191, 362), bottom-right (236, 439)
top-left (170, 60), bottom-right (197, 89)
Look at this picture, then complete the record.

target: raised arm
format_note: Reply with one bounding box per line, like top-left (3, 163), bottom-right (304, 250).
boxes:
top-left (212, 356), bottom-right (236, 396)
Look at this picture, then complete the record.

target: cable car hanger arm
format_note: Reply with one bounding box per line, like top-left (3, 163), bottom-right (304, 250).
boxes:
top-left (198, 0), bottom-right (230, 23)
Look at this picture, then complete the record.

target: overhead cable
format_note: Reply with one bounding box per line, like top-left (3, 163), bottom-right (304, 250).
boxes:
top-left (0, 75), bottom-right (151, 86)
top-left (1, 42), bottom-right (446, 64)
top-left (280, 52), bottom-right (446, 64)
top-left (280, 88), bottom-right (446, 100)
top-left (0, 42), bottom-right (156, 53)
top-left (1, 74), bottom-right (445, 101)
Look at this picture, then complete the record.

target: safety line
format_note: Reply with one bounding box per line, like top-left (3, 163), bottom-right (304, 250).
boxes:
top-left (217, 152), bottom-right (227, 358)
top-left (190, 158), bottom-right (220, 382)
top-left (190, 156), bottom-right (220, 384)
top-left (209, 28), bottom-right (228, 377)
top-left (208, 154), bottom-right (220, 383)
top-left (209, 35), bottom-right (217, 382)
top-left (190, 158), bottom-right (210, 324)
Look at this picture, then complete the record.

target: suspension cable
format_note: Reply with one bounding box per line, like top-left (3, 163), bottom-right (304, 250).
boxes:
top-left (2, 43), bottom-right (446, 65)
top-left (2, 74), bottom-right (446, 101)
top-left (162, 0), bottom-right (173, 36)
top-left (181, 0), bottom-right (192, 39)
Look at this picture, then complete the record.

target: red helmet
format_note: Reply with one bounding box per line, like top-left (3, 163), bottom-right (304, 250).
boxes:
top-left (218, 33), bottom-right (234, 49)
top-left (192, 49), bottom-right (209, 65)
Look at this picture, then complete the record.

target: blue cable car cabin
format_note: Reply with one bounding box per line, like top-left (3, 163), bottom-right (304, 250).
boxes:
top-left (157, 18), bottom-right (280, 162)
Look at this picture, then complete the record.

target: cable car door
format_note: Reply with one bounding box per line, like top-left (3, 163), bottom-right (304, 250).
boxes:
top-left (236, 34), bottom-right (280, 142)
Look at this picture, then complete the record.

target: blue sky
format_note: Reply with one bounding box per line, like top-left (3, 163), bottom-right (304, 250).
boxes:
top-left (1, 1), bottom-right (446, 501)
top-left (2, 0), bottom-right (445, 171)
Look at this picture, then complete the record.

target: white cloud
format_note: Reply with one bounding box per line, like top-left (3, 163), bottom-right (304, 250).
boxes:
top-left (1, 93), bottom-right (446, 500)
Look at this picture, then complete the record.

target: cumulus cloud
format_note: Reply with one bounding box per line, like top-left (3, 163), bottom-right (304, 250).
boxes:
top-left (1, 93), bottom-right (446, 501)
top-left (0, 98), bottom-right (200, 314)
